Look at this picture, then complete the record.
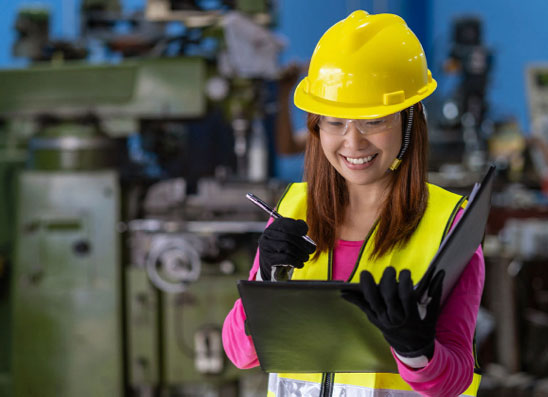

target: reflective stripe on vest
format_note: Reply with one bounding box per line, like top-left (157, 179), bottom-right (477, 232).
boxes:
top-left (269, 372), bottom-right (482, 396)
top-left (268, 182), bottom-right (480, 396)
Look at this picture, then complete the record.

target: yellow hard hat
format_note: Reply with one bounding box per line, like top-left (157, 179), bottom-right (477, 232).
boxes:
top-left (294, 10), bottom-right (437, 119)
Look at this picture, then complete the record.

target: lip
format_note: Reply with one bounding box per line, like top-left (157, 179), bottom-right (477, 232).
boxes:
top-left (340, 153), bottom-right (378, 170)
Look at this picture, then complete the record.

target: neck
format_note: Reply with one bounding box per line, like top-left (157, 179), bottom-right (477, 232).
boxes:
top-left (337, 179), bottom-right (391, 241)
top-left (346, 179), bottom-right (390, 214)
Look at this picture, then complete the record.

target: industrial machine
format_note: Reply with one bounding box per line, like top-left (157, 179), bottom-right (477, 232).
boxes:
top-left (526, 64), bottom-right (548, 183)
top-left (444, 17), bottom-right (492, 129)
top-left (0, 1), bottom-right (281, 396)
top-left (429, 16), bottom-right (494, 175)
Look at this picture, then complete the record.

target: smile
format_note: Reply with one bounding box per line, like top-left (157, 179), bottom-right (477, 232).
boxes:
top-left (344, 154), bottom-right (377, 165)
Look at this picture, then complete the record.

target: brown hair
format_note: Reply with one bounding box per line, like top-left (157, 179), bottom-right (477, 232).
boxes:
top-left (303, 104), bottom-right (429, 260)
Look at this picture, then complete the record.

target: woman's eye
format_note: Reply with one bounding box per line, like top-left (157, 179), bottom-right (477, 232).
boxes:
top-left (366, 120), bottom-right (383, 126)
top-left (328, 121), bottom-right (344, 127)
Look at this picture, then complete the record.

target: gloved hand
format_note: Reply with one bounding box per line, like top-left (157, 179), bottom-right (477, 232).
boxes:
top-left (342, 267), bottom-right (444, 359)
top-left (258, 217), bottom-right (316, 281)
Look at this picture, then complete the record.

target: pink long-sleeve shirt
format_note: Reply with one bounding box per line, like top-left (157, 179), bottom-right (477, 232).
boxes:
top-left (222, 209), bottom-right (485, 396)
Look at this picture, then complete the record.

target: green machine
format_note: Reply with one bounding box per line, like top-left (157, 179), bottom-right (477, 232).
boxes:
top-left (13, 170), bottom-right (122, 396)
top-left (0, 128), bottom-right (26, 397)
top-left (0, 54), bottom-right (275, 396)
top-left (125, 218), bottom-right (267, 395)
top-left (11, 121), bottom-right (122, 396)
top-left (0, 1), bottom-right (279, 394)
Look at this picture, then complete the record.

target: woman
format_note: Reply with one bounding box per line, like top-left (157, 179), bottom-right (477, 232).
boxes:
top-left (223, 10), bottom-right (484, 397)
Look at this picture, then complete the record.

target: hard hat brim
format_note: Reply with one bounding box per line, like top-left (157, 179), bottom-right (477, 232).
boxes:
top-left (293, 77), bottom-right (437, 119)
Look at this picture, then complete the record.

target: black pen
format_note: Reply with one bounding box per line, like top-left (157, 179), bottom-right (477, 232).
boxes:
top-left (246, 193), bottom-right (317, 247)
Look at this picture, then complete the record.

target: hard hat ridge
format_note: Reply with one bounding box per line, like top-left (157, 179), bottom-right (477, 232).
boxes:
top-left (339, 11), bottom-right (406, 55)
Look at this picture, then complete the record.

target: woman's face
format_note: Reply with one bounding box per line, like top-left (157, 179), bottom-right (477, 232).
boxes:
top-left (319, 113), bottom-right (402, 189)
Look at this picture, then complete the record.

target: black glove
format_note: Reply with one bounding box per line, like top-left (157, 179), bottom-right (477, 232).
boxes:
top-left (258, 217), bottom-right (316, 281)
top-left (342, 267), bottom-right (444, 359)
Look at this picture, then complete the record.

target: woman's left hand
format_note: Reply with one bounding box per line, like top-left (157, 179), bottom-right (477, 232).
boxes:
top-left (342, 267), bottom-right (444, 359)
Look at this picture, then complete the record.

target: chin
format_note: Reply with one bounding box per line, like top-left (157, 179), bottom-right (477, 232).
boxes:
top-left (340, 168), bottom-right (391, 187)
top-left (340, 173), bottom-right (379, 186)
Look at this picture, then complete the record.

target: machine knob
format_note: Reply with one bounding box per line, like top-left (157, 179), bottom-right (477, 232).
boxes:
top-left (73, 240), bottom-right (91, 255)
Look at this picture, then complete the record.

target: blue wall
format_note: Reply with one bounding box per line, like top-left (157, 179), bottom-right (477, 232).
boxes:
top-left (0, 0), bottom-right (546, 131)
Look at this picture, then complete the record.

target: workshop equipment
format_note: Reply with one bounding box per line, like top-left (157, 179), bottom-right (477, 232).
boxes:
top-left (1, 3), bottom-right (277, 395)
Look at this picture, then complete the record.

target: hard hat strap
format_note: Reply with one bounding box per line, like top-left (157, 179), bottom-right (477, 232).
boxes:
top-left (389, 104), bottom-right (415, 171)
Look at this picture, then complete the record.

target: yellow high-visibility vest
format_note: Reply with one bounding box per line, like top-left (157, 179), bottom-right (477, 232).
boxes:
top-left (266, 182), bottom-right (480, 397)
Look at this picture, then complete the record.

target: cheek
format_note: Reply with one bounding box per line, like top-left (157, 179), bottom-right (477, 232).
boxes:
top-left (377, 114), bottom-right (403, 154)
top-left (318, 134), bottom-right (342, 169)
top-left (379, 128), bottom-right (402, 155)
top-left (319, 132), bottom-right (336, 156)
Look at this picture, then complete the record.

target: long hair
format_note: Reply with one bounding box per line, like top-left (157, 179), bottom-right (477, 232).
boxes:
top-left (303, 104), bottom-right (429, 260)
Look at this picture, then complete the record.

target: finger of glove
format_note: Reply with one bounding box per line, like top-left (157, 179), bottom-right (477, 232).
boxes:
top-left (341, 291), bottom-right (367, 312)
top-left (425, 270), bottom-right (445, 321)
top-left (259, 265), bottom-right (271, 281)
top-left (359, 271), bottom-right (386, 319)
top-left (259, 239), bottom-right (310, 265)
top-left (261, 228), bottom-right (315, 255)
top-left (267, 217), bottom-right (309, 237)
top-left (397, 269), bottom-right (416, 318)
top-left (378, 267), bottom-right (405, 324)
top-left (259, 233), bottom-right (313, 259)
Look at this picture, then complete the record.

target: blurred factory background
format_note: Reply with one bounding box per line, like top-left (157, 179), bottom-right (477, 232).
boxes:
top-left (0, 0), bottom-right (547, 396)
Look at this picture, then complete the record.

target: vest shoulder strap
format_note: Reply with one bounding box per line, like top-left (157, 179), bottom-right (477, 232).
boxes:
top-left (276, 182), bottom-right (308, 220)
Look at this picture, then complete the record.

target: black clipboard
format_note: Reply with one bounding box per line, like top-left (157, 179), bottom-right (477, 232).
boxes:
top-left (414, 164), bottom-right (495, 303)
top-left (238, 280), bottom-right (396, 373)
top-left (238, 165), bottom-right (495, 373)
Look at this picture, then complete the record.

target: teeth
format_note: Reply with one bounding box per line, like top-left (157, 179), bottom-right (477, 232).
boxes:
top-left (345, 155), bottom-right (374, 165)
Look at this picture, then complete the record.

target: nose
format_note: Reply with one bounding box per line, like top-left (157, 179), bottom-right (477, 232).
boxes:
top-left (344, 123), bottom-right (369, 149)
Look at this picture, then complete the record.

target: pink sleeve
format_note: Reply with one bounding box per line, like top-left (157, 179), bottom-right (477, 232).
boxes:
top-left (396, 209), bottom-right (485, 396)
top-left (222, 220), bottom-right (270, 369)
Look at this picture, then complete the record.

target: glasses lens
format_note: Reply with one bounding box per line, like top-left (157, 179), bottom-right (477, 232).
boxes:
top-left (319, 113), bottom-right (399, 136)
top-left (318, 116), bottom-right (348, 135)
top-left (353, 113), bottom-right (399, 135)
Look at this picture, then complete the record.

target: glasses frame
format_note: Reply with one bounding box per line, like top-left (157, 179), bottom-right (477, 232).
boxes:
top-left (317, 112), bottom-right (402, 136)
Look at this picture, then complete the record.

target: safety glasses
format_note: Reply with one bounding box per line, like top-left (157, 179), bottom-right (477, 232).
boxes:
top-left (318, 112), bottom-right (400, 136)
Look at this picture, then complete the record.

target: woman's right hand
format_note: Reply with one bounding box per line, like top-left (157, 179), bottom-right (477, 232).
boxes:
top-left (258, 217), bottom-right (316, 281)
